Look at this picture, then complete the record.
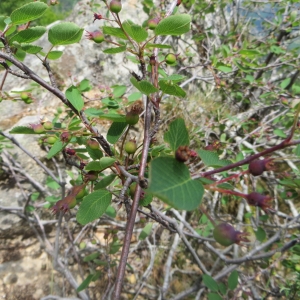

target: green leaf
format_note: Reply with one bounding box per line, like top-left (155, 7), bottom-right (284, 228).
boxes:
top-left (84, 108), bottom-right (104, 117)
top-left (270, 45), bottom-right (286, 54)
top-left (197, 150), bottom-right (232, 167)
top-left (128, 92), bottom-right (142, 102)
top-left (76, 190), bottom-right (112, 225)
top-left (79, 79), bottom-right (91, 92)
top-left (159, 80), bottom-right (186, 97)
top-left (99, 113), bottom-right (126, 122)
top-left (47, 140), bottom-right (65, 159)
top-left (161, 74), bottom-right (186, 82)
top-left (10, 2), bottom-right (48, 25)
top-left (85, 157), bottom-right (116, 171)
top-left (294, 144), bottom-right (300, 156)
top-left (139, 223), bottom-right (153, 240)
top-left (86, 146), bottom-right (103, 160)
top-left (107, 122), bottom-right (128, 144)
top-left (280, 78), bottom-right (291, 89)
top-left (122, 20), bottom-right (148, 42)
top-left (208, 293), bottom-right (223, 300)
top-left (48, 22), bottom-right (83, 46)
top-left (148, 157), bottom-right (204, 210)
top-left (130, 77), bottom-right (158, 95)
top-left (273, 129), bottom-right (287, 138)
top-left (9, 26), bottom-right (46, 43)
top-left (228, 270), bottom-right (239, 290)
top-left (47, 51), bottom-right (63, 60)
top-left (14, 48), bottom-right (26, 61)
top-left (19, 43), bottom-right (42, 54)
top-left (77, 274), bottom-right (93, 292)
top-left (254, 227), bottom-right (266, 242)
top-left (113, 85), bottom-right (127, 97)
top-left (103, 45), bottom-right (126, 54)
top-left (83, 252), bottom-right (99, 262)
top-left (154, 14), bottom-right (191, 36)
top-left (145, 43), bottom-right (172, 49)
top-left (105, 205), bottom-right (116, 218)
top-left (94, 174), bottom-right (117, 190)
top-left (103, 26), bottom-right (128, 39)
top-left (164, 118), bottom-right (189, 152)
top-left (9, 126), bottom-right (35, 134)
top-left (139, 193), bottom-right (153, 206)
top-left (65, 85), bottom-right (84, 111)
top-left (216, 63), bottom-right (232, 73)
top-left (239, 49), bottom-right (261, 57)
top-left (202, 274), bottom-right (219, 292)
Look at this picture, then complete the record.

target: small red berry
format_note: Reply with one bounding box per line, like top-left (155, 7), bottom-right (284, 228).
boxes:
top-left (248, 158), bottom-right (274, 176)
top-left (93, 13), bottom-right (103, 22)
top-left (84, 171), bottom-right (99, 182)
top-left (65, 148), bottom-right (76, 156)
top-left (60, 131), bottom-right (71, 143)
top-left (245, 192), bottom-right (273, 212)
top-left (213, 223), bottom-right (249, 246)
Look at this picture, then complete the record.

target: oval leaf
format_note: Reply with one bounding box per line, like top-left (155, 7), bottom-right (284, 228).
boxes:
top-left (47, 140), bottom-right (65, 159)
top-left (10, 126), bottom-right (35, 134)
top-left (103, 26), bottom-right (128, 39)
top-left (48, 22), bottom-right (83, 45)
top-left (202, 274), bottom-right (219, 292)
top-left (148, 157), bottom-right (203, 210)
top-left (47, 50), bottom-right (63, 60)
top-left (65, 85), bottom-right (84, 111)
top-left (9, 26), bottom-right (46, 43)
top-left (107, 122), bottom-right (128, 144)
top-left (228, 270), bottom-right (239, 291)
top-left (76, 190), bottom-right (112, 225)
top-left (103, 45), bottom-right (126, 54)
top-left (164, 118), bottom-right (189, 152)
top-left (159, 80), bottom-right (186, 97)
top-left (10, 2), bottom-right (48, 25)
top-left (85, 157), bottom-right (116, 171)
top-left (122, 20), bottom-right (148, 42)
top-left (154, 14), bottom-right (191, 36)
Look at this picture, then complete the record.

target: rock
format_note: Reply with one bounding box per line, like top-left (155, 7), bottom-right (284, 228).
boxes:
top-left (3, 273), bottom-right (18, 284)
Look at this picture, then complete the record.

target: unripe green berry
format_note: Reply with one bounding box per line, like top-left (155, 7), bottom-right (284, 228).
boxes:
top-left (148, 18), bottom-right (159, 30)
top-left (165, 53), bottom-right (177, 65)
top-left (43, 121), bottom-right (53, 130)
top-left (87, 139), bottom-right (99, 150)
top-left (125, 111), bottom-right (139, 125)
top-left (45, 136), bottom-right (58, 144)
top-left (20, 92), bottom-right (29, 101)
top-left (68, 196), bottom-right (77, 209)
top-left (31, 124), bottom-right (45, 134)
top-left (124, 140), bottom-right (137, 154)
top-left (129, 182), bottom-right (137, 198)
top-left (76, 187), bottom-right (87, 199)
top-left (79, 242), bottom-right (86, 250)
top-left (86, 30), bottom-right (105, 43)
top-left (109, 0), bottom-right (122, 13)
